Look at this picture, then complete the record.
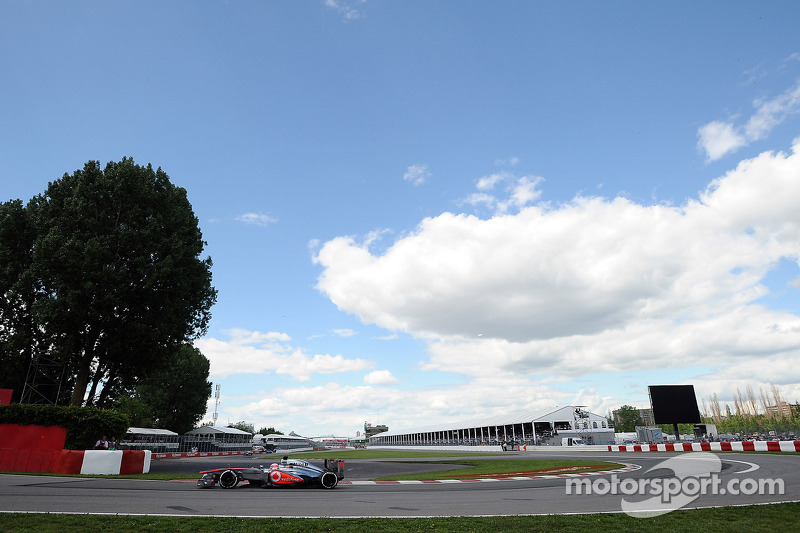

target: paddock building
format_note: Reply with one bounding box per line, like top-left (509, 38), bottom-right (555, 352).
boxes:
top-left (368, 405), bottom-right (615, 447)
top-left (182, 426), bottom-right (253, 452)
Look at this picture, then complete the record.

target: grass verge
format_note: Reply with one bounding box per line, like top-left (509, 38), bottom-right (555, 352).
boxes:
top-left (374, 459), bottom-right (625, 480)
top-left (1, 502), bottom-right (798, 532)
top-left (290, 449), bottom-right (505, 459)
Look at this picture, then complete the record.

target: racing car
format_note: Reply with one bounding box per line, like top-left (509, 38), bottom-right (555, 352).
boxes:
top-left (197, 456), bottom-right (344, 489)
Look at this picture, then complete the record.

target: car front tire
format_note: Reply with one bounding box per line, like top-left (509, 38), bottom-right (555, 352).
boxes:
top-left (219, 470), bottom-right (240, 489)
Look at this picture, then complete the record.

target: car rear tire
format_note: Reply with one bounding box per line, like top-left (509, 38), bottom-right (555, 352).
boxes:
top-left (320, 471), bottom-right (338, 489)
top-left (219, 469), bottom-right (240, 489)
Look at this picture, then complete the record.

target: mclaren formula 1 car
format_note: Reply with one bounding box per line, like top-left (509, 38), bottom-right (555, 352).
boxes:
top-left (197, 456), bottom-right (344, 489)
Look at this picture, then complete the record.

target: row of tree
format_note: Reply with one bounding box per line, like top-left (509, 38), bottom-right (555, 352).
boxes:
top-left (0, 159), bottom-right (217, 434)
top-left (702, 386), bottom-right (800, 437)
top-left (223, 421), bottom-right (284, 436)
top-left (611, 384), bottom-right (800, 437)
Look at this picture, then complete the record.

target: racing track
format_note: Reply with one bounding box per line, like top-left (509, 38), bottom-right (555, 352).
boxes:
top-left (1, 450), bottom-right (798, 517)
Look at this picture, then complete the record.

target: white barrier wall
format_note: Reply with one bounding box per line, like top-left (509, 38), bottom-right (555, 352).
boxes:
top-left (373, 445), bottom-right (505, 453)
top-left (79, 450), bottom-right (152, 474)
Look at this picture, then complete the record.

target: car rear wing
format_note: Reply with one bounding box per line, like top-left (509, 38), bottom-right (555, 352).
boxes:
top-left (324, 458), bottom-right (345, 480)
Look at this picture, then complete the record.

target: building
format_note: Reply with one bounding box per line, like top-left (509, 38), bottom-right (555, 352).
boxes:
top-left (252, 433), bottom-right (314, 453)
top-left (765, 402), bottom-right (794, 417)
top-left (182, 426), bottom-right (252, 452)
top-left (368, 406), bottom-right (615, 447)
top-left (121, 427), bottom-right (179, 452)
top-left (364, 422), bottom-right (388, 439)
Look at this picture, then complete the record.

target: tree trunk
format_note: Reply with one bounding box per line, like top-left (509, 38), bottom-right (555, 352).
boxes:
top-left (96, 364), bottom-right (117, 408)
top-left (69, 349), bottom-right (94, 406)
top-left (86, 364), bottom-right (105, 407)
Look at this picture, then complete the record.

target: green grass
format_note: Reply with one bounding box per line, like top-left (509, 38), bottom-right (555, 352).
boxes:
top-left (289, 449), bottom-right (505, 459)
top-left (1, 503), bottom-right (798, 532)
top-left (374, 459), bottom-right (624, 481)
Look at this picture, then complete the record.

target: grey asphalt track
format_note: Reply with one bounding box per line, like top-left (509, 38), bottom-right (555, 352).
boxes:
top-left (1, 450), bottom-right (798, 517)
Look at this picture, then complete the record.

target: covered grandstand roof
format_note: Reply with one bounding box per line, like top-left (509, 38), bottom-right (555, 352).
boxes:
top-left (184, 426), bottom-right (253, 436)
top-left (368, 405), bottom-right (605, 438)
top-left (125, 427), bottom-right (178, 436)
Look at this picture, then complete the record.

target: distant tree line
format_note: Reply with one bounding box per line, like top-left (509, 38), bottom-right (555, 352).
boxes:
top-left (702, 385), bottom-right (800, 437)
top-left (222, 421), bottom-right (284, 435)
top-left (611, 384), bottom-right (800, 438)
top-left (0, 158), bottom-right (217, 434)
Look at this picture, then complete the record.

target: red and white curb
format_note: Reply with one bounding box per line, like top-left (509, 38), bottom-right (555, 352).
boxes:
top-left (608, 441), bottom-right (800, 453)
top-left (339, 462), bottom-right (640, 484)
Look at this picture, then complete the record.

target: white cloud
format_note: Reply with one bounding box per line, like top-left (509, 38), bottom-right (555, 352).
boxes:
top-left (698, 79), bottom-right (800, 161)
top-left (494, 157), bottom-right (521, 167)
top-left (467, 171), bottom-right (544, 213)
top-left (363, 369), bottom-right (399, 385)
top-left (403, 164), bottom-right (431, 186)
top-left (236, 212), bottom-right (277, 227)
top-left (324, 0), bottom-right (367, 21)
top-left (315, 140), bottom-right (800, 389)
top-left (195, 329), bottom-right (373, 381)
top-left (697, 121), bottom-right (747, 162)
top-left (209, 376), bottom-right (604, 436)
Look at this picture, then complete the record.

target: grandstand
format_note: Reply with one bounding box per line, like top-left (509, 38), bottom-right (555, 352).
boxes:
top-left (367, 405), bottom-right (614, 447)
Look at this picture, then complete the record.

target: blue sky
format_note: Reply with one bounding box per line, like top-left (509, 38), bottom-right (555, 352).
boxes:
top-left (3, 1), bottom-right (800, 437)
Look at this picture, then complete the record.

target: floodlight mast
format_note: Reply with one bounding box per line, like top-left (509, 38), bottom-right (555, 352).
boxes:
top-left (213, 384), bottom-right (220, 425)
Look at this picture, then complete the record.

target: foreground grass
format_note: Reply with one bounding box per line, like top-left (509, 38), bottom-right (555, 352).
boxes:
top-left (2, 503), bottom-right (799, 532)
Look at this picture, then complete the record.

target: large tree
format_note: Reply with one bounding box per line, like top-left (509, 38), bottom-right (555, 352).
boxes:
top-left (0, 200), bottom-right (38, 403)
top-left (8, 158), bottom-right (216, 406)
top-left (615, 405), bottom-right (644, 432)
top-left (115, 344), bottom-right (212, 434)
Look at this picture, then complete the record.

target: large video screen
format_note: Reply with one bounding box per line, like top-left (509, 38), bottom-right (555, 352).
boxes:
top-left (648, 385), bottom-right (702, 424)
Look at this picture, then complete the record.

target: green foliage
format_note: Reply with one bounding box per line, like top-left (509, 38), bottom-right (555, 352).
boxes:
top-left (257, 427), bottom-right (283, 435)
top-left (0, 158), bottom-right (217, 407)
top-left (0, 200), bottom-right (38, 404)
top-left (112, 396), bottom-right (154, 429)
top-left (113, 344), bottom-right (212, 434)
top-left (614, 405), bottom-right (643, 432)
top-left (0, 404), bottom-right (128, 450)
top-left (704, 414), bottom-right (800, 438)
top-left (657, 423), bottom-right (695, 436)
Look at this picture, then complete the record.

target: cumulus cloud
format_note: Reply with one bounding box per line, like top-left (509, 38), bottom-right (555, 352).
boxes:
top-left (210, 376), bottom-right (609, 436)
top-left (195, 329), bottom-right (373, 380)
top-left (403, 164), bottom-right (431, 186)
top-left (465, 171), bottom-right (544, 213)
top-left (236, 212), bottom-right (277, 227)
top-left (698, 80), bottom-right (800, 161)
top-left (363, 370), bottom-right (399, 385)
top-left (697, 121), bottom-right (747, 162)
top-left (314, 140), bottom-right (800, 389)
